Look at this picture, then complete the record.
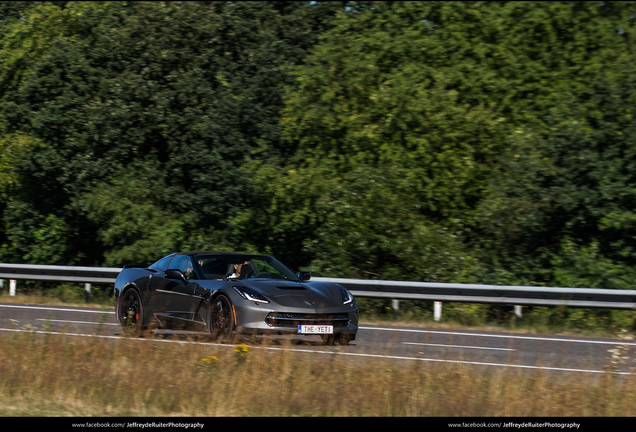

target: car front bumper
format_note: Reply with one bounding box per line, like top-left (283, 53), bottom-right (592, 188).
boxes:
top-left (232, 300), bottom-right (359, 339)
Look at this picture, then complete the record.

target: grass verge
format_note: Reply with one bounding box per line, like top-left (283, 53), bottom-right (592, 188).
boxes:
top-left (0, 329), bottom-right (635, 417)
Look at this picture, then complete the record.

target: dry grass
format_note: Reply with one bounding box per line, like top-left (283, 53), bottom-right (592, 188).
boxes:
top-left (1, 330), bottom-right (635, 417)
top-left (0, 292), bottom-right (110, 310)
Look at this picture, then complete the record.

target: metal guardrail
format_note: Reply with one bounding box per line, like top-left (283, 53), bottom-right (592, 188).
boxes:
top-left (1, 263), bottom-right (635, 310)
top-left (317, 277), bottom-right (636, 310)
top-left (0, 263), bottom-right (121, 284)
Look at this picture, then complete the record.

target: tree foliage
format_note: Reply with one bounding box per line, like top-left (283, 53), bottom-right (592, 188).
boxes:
top-left (1, 1), bottom-right (636, 299)
top-left (0, 1), bottom-right (343, 265)
top-left (240, 1), bottom-right (636, 286)
top-left (478, 79), bottom-right (636, 287)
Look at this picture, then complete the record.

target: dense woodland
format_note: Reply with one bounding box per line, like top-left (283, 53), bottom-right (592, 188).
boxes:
top-left (2, 1), bottom-right (636, 305)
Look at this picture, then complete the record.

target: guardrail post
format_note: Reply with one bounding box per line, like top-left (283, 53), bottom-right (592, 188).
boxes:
top-left (391, 299), bottom-right (399, 319)
top-left (85, 283), bottom-right (91, 303)
top-left (434, 301), bottom-right (442, 321)
top-left (10, 279), bottom-right (16, 296)
top-left (514, 305), bottom-right (522, 323)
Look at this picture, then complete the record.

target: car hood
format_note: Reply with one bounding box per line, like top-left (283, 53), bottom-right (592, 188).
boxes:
top-left (236, 279), bottom-right (344, 309)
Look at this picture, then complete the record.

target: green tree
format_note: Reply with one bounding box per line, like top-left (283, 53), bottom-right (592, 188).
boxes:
top-left (0, 1), bottom-right (344, 265)
top-left (477, 79), bottom-right (636, 288)
top-left (280, 1), bottom-right (508, 223)
top-left (240, 1), bottom-right (636, 284)
top-left (81, 161), bottom-right (189, 266)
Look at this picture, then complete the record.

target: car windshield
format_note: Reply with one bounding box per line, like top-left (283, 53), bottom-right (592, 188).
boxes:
top-left (193, 254), bottom-right (300, 282)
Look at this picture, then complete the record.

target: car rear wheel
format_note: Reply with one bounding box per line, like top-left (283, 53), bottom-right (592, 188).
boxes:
top-left (209, 294), bottom-right (235, 341)
top-left (120, 289), bottom-right (145, 335)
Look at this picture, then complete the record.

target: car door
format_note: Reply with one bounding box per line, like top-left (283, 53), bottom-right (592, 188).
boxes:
top-left (154, 255), bottom-right (201, 328)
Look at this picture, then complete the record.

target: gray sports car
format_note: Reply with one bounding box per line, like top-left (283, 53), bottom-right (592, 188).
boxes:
top-left (114, 251), bottom-right (358, 344)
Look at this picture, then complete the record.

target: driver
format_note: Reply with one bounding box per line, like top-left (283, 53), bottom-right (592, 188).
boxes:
top-left (229, 261), bottom-right (250, 279)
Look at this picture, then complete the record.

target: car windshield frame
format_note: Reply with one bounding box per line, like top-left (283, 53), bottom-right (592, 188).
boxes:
top-left (193, 254), bottom-right (300, 282)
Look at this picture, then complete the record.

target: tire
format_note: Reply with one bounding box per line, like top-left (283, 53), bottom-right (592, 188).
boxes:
top-left (120, 288), bottom-right (145, 336)
top-left (209, 294), bottom-right (235, 341)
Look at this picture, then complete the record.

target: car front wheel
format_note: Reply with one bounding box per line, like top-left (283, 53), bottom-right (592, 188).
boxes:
top-left (209, 294), bottom-right (235, 341)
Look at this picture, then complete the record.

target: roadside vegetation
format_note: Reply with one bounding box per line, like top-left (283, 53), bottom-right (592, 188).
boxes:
top-left (0, 328), bottom-right (634, 417)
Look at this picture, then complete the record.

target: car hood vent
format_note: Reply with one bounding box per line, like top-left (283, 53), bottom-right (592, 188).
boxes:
top-left (276, 285), bottom-right (307, 290)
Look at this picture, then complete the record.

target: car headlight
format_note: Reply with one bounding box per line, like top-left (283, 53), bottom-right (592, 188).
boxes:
top-left (340, 286), bottom-right (354, 305)
top-left (233, 286), bottom-right (269, 304)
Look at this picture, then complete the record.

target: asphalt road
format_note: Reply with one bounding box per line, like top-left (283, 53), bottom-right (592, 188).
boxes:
top-left (1, 301), bottom-right (634, 376)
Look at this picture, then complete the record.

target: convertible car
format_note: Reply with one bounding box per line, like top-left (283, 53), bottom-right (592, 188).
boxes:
top-left (114, 251), bottom-right (358, 344)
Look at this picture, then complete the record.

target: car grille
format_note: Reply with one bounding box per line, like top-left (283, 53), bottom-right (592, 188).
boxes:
top-left (265, 312), bottom-right (350, 328)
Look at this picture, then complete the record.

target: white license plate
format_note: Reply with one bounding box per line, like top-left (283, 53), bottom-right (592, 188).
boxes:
top-left (298, 325), bottom-right (333, 334)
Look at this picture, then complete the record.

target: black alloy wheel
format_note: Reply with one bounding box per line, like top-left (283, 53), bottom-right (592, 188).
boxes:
top-left (120, 289), bottom-right (144, 335)
top-left (210, 294), bottom-right (235, 341)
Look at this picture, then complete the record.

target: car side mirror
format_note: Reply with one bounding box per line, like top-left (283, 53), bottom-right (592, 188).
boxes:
top-left (298, 271), bottom-right (311, 282)
top-left (166, 269), bottom-right (188, 284)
